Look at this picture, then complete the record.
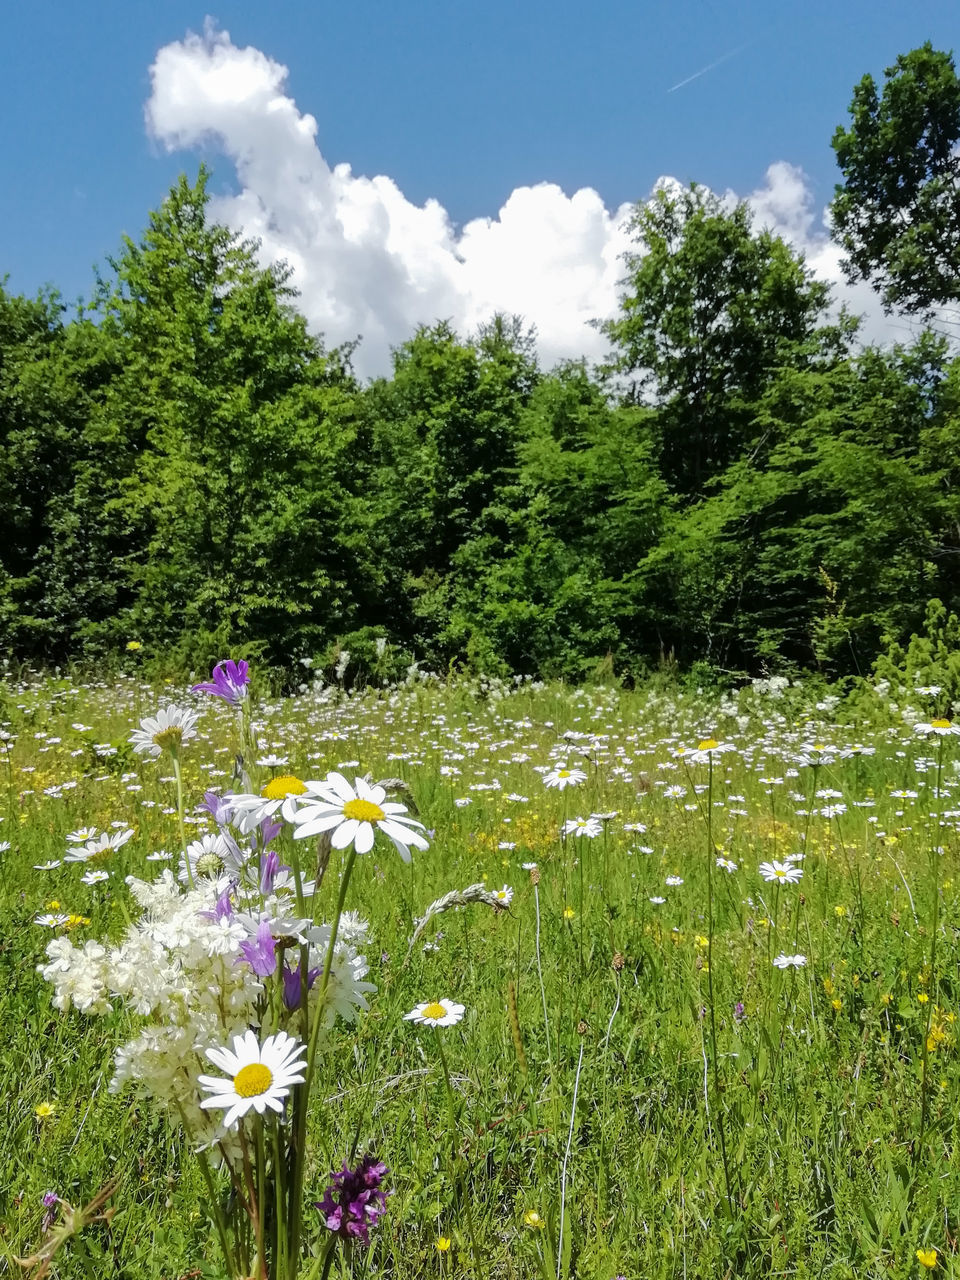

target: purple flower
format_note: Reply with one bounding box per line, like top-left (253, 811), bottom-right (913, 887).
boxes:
top-left (41, 1191), bottom-right (59, 1233)
top-left (315, 1155), bottom-right (390, 1247)
top-left (237, 918), bottom-right (277, 977)
top-left (733, 1001), bottom-right (746, 1024)
top-left (259, 849), bottom-right (289, 896)
top-left (199, 883), bottom-right (235, 924)
top-left (260, 817), bottom-right (283, 848)
top-left (201, 790), bottom-right (233, 825)
top-left (282, 960), bottom-right (322, 1010)
top-left (192, 659), bottom-right (250, 706)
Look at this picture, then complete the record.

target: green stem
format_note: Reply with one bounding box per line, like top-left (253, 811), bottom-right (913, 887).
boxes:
top-left (288, 845), bottom-right (359, 1279)
top-left (434, 1028), bottom-right (483, 1276)
top-left (704, 752), bottom-right (735, 1215)
top-left (171, 751), bottom-right (194, 890)
top-left (917, 734), bottom-right (946, 1162)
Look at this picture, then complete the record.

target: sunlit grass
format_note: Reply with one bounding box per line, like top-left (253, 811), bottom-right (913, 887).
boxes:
top-left (1, 669), bottom-right (959, 1278)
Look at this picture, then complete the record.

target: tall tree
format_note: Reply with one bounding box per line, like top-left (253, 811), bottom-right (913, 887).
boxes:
top-left (91, 167), bottom-right (364, 664)
top-left (602, 184), bottom-right (847, 500)
top-left (831, 43), bottom-right (960, 314)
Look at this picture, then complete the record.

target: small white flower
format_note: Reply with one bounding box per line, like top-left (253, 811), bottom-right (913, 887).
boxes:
top-left (198, 1030), bottom-right (306, 1130)
top-left (403, 998), bottom-right (465, 1027)
top-left (65, 827), bottom-right (99, 844)
top-left (130, 705), bottom-right (200, 758)
top-left (293, 773), bottom-right (428, 862)
top-left (562, 816), bottom-right (601, 838)
top-left (491, 885), bottom-right (514, 906)
top-left (773, 953), bottom-right (807, 969)
top-left (665, 876), bottom-right (684, 886)
top-left (80, 870), bottom-right (110, 885)
top-left (649, 896), bottom-right (666, 905)
top-left (64, 829), bottom-right (134, 864)
top-left (759, 860), bottom-right (803, 884)
top-left (543, 765), bottom-right (587, 790)
top-left (914, 719), bottom-right (960, 737)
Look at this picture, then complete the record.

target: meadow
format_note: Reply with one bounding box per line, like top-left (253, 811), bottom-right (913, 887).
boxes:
top-left (1, 663), bottom-right (959, 1279)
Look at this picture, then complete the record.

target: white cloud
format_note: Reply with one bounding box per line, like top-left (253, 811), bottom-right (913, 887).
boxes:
top-left (146, 24), bottom-right (933, 380)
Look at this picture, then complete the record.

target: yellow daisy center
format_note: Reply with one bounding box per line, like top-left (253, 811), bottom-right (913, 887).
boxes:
top-left (557, 769), bottom-right (571, 777)
top-left (234, 1063), bottom-right (273, 1098)
top-left (342, 797), bottom-right (385, 823)
top-left (698, 738), bottom-right (719, 751)
top-left (261, 775), bottom-right (307, 800)
top-left (152, 726), bottom-right (183, 751)
top-left (422, 1002), bottom-right (447, 1020)
top-left (931, 719), bottom-right (951, 729)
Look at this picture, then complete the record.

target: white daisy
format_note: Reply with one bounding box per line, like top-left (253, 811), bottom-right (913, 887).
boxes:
top-left (64, 828), bottom-right (134, 864)
top-left (130, 705), bottom-right (200, 758)
top-left (403, 998), bottom-right (465, 1027)
top-left (492, 885), bottom-right (514, 907)
top-left (198, 1030), bottom-right (306, 1130)
top-left (759, 860), bottom-right (803, 884)
top-left (80, 870), bottom-right (110, 885)
top-left (228, 775), bottom-right (308, 833)
top-left (914, 719), bottom-right (960, 737)
top-left (293, 773), bottom-right (429, 862)
top-left (178, 831), bottom-right (245, 883)
top-left (773, 953), bottom-right (807, 969)
top-left (65, 827), bottom-right (99, 844)
top-left (562, 816), bottom-right (601, 838)
top-left (543, 765), bottom-right (587, 790)
top-left (688, 738), bottom-right (736, 763)
top-left (34, 860), bottom-right (62, 871)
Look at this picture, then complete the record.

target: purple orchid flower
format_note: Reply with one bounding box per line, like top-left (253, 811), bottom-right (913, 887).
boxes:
top-left (237, 918), bottom-right (277, 977)
top-left (282, 960), bottom-right (322, 1010)
top-left (315, 1155), bottom-right (390, 1246)
top-left (191, 659), bottom-right (250, 705)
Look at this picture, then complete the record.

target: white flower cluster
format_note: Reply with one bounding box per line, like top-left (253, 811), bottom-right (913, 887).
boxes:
top-left (39, 868), bottom-right (376, 1150)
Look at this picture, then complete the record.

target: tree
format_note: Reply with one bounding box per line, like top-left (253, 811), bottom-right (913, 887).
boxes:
top-left (831, 43), bottom-right (960, 314)
top-left (90, 168), bottom-right (365, 664)
top-left (602, 184), bottom-right (846, 500)
top-left (359, 316), bottom-right (539, 659)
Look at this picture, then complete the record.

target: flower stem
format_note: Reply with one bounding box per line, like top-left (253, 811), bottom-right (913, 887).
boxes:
top-left (434, 1028), bottom-right (483, 1276)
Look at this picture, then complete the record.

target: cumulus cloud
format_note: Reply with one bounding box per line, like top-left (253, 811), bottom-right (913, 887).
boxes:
top-left (146, 24), bottom-right (929, 380)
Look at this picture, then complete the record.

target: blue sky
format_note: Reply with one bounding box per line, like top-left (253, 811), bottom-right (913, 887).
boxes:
top-left (2, 1), bottom-right (957, 373)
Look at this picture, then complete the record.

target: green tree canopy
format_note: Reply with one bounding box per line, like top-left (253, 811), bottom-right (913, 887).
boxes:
top-left (601, 184), bottom-right (848, 500)
top-left (831, 42), bottom-right (960, 314)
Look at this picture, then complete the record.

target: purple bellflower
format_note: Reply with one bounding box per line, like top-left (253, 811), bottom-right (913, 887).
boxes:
top-left (260, 816), bottom-right (283, 848)
top-left (237, 918), bottom-right (277, 977)
top-left (315, 1155), bottom-right (391, 1246)
top-left (201, 790), bottom-right (234, 825)
top-left (282, 960), bottom-right (322, 1010)
top-left (192, 659), bottom-right (250, 705)
top-left (259, 849), bottom-right (291, 896)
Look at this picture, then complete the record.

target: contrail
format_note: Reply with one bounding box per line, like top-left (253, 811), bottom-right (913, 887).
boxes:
top-left (667, 43), bottom-right (749, 93)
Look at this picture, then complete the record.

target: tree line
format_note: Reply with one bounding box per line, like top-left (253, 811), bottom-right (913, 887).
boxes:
top-left (2, 43), bottom-right (960, 683)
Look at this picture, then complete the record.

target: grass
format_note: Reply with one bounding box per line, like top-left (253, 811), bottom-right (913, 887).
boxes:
top-left (1, 667), bottom-right (959, 1278)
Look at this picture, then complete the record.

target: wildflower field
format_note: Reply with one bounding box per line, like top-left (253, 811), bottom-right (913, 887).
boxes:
top-left (3, 665), bottom-right (960, 1279)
